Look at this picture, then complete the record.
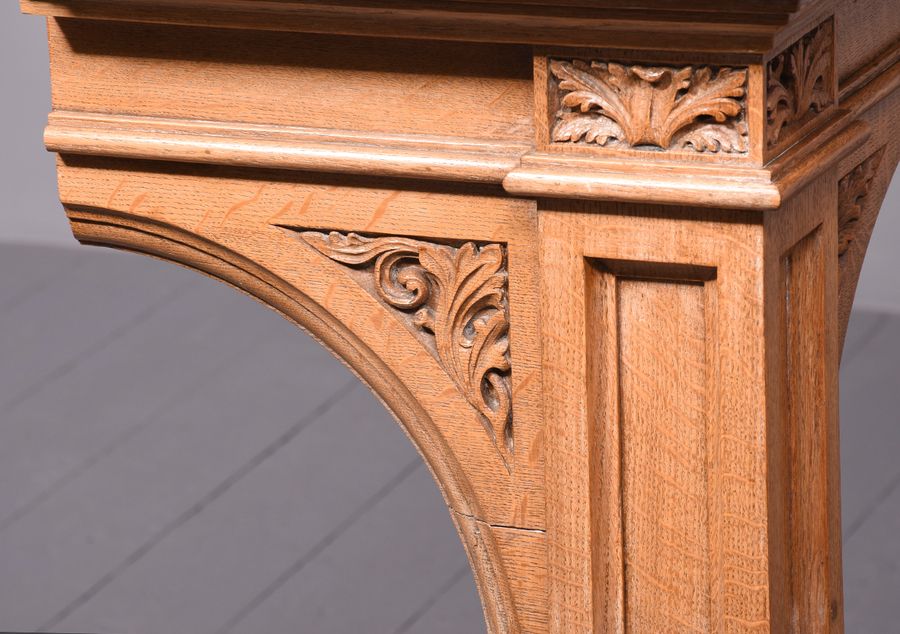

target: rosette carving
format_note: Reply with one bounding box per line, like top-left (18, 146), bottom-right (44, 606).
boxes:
top-left (766, 21), bottom-right (833, 148)
top-left (549, 59), bottom-right (749, 153)
top-left (300, 231), bottom-right (514, 469)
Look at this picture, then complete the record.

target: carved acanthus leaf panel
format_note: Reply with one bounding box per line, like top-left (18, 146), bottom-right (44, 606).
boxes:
top-left (838, 148), bottom-right (886, 257)
top-left (766, 21), bottom-right (834, 149)
top-left (549, 59), bottom-right (749, 153)
top-left (299, 230), bottom-right (514, 470)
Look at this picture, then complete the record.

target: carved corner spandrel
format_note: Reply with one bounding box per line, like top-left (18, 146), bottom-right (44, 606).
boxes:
top-left (766, 19), bottom-right (835, 157)
top-left (836, 145), bottom-right (894, 354)
top-left (838, 147), bottom-right (886, 257)
top-left (294, 230), bottom-right (515, 471)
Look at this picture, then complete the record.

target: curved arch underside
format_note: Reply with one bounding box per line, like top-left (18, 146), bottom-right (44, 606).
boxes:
top-left (57, 160), bottom-right (549, 633)
top-left (65, 207), bottom-right (522, 634)
top-left (837, 147), bottom-right (900, 353)
top-left (23, 6), bottom-right (899, 630)
top-left (52, 120), bottom-right (899, 634)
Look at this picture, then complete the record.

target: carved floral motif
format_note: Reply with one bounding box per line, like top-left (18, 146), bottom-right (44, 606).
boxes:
top-left (300, 231), bottom-right (514, 469)
top-left (549, 60), bottom-right (749, 153)
top-left (838, 148), bottom-right (886, 257)
top-left (766, 22), bottom-right (833, 148)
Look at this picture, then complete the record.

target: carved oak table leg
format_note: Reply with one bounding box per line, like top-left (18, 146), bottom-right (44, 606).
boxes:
top-left (16, 1), bottom-right (900, 632)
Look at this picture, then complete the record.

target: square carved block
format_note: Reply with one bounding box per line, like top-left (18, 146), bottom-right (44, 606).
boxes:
top-left (535, 17), bottom-right (837, 166)
top-left (765, 19), bottom-right (837, 160)
top-left (546, 59), bottom-right (751, 155)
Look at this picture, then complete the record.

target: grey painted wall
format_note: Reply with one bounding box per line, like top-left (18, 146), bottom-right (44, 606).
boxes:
top-left (0, 6), bottom-right (74, 247)
top-left (2, 6), bottom-right (898, 310)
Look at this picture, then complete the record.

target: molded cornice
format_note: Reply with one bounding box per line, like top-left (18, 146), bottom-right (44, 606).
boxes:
top-left (45, 112), bottom-right (529, 184)
top-left (22, 0), bottom-right (816, 52)
top-left (40, 24), bottom-right (897, 211)
top-left (44, 108), bottom-right (868, 211)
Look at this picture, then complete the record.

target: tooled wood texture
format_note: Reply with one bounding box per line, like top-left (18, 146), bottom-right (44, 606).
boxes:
top-left (13, 1), bottom-right (900, 633)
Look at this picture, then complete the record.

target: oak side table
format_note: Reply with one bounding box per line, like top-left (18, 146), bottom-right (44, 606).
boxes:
top-left (17, 1), bottom-right (900, 632)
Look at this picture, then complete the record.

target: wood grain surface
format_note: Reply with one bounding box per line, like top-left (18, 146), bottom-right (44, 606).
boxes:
top-left (10, 1), bottom-right (900, 632)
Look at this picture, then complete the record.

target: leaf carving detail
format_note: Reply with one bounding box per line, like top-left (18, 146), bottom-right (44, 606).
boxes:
top-left (550, 59), bottom-right (748, 153)
top-left (554, 113), bottom-right (624, 146)
top-left (300, 231), bottom-right (514, 470)
top-left (767, 22), bottom-right (833, 147)
top-left (838, 148), bottom-right (885, 257)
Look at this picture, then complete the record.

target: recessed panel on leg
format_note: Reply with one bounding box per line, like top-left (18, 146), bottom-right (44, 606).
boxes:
top-left (588, 262), bottom-right (718, 634)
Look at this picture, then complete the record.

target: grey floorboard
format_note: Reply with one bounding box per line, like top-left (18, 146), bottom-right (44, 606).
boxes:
top-left (0, 245), bottom-right (897, 634)
top-left (839, 310), bottom-right (900, 633)
top-left (0, 274), bottom-right (277, 531)
top-left (842, 309), bottom-right (889, 366)
top-left (54, 385), bottom-right (423, 634)
top-left (0, 248), bottom-right (200, 412)
top-left (227, 464), bottom-right (473, 634)
top-left (405, 569), bottom-right (484, 634)
top-left (0, 333), bottom-right (355, 630)
top-left (843, 482), bottom-right (900, 634)
top-left (839, 312), bottom-right (900, 534)
top-left (0, 244), bottom-right (83, 312)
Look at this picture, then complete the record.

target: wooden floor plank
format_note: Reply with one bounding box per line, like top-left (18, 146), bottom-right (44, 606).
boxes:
top-left (0, 244), bottom-right (83, 312)
top-left (224, 464), bottom-right (474, 634)
top-left (0, 271), bottom-right (279, 531)
top-left (842, 309), bottom-right (889, 367)
top-left (0, 333), bottom-right (355, 630)
top-left (402, 567), bottom-right (485, 634)
top-left (0, 247), bottom-right (897, 634)
top-left (838, 307), bottom-right (900, 634)
top-left (843, 482), bottom-right (900, 634)
top-left (53, 386), bottom-right (424, 634)
top-left (839, 312), bottom-right (900, 533)
top-left (0, 249), bottom-right (200, 412)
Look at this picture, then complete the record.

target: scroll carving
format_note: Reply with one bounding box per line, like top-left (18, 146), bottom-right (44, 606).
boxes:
top-left (299, 231), bottom-right (514, 469)
top-left (549, 59), bottom-right (749, 153)
top-left (838, 148), bottom-right (886, 257)
top-left (766, 21), bottom-right (834, 148)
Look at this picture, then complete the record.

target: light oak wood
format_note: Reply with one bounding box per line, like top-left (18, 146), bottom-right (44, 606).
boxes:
top-left (14, 1), bottom-right (900, 631)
